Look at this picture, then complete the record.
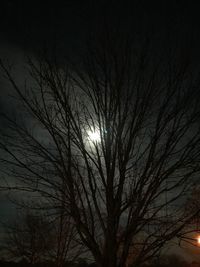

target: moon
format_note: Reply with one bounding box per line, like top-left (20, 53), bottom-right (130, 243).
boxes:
top-left (87, 130), bottom-right (101, 142)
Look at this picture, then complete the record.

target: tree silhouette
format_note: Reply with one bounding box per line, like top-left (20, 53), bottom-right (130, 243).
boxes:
top-left (3, 211), bottom-right (53, 264)
top-left (51, 207), bottom-right (86, 267)
top-left (1, 27), bottom-right (200, 267)
top-left (2, 202), bottom-right (85, 267)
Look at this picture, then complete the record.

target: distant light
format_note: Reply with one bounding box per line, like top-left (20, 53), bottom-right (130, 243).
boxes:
top-left (197, 236), bottom-right (200, 245)
top-left (87, 130), bottom-right (101, 142)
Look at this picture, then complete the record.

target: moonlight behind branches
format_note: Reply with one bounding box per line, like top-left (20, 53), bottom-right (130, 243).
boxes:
top-left (1, 29), bottom-right (200, 267)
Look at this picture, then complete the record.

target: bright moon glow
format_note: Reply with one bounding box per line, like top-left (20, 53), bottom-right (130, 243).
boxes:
top-left (87, 130), bottom-right (101, 142)
top-left (197, 236), bottom-right (200, 245)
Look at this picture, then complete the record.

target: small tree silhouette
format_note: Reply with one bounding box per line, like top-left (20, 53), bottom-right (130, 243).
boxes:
top-left (4, 211), bottom-right (53, 264)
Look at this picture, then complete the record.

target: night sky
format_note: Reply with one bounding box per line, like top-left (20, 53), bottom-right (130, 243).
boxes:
top-left (1, 1), bottom-right (200, 57)
top-left (1, 0), bottom-right (200, 263)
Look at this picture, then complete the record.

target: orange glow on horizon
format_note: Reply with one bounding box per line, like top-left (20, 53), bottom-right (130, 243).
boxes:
top-left (197, 236), bottom-right (200, 245)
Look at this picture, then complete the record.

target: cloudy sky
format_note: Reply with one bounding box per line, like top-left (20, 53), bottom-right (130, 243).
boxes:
top-left (1, 0), bottom-right (200, 262)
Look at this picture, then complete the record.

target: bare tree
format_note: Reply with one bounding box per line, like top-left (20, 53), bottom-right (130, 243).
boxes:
top-left (2, 197), bottom-right (85, 267)
top-left (3, 211), bottom-right (53, 264)
top-left (0, 29), bottom-right (200, 267)
top-left (50, 205), bottom-right (86, 267)
top-left (177, 187), bottom-right (200, 247)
